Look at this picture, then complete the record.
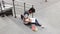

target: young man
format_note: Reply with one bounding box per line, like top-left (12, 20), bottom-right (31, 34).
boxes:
top-left (24, 17), bottom-right (44, 29)
top-left (24, 17), bottom-right (41, 26)
top-left (24, 6), bottom-right (35, 15)
top-left (21, 7), bottom-right (44, 28)
top-left (21, 12), bottom-right (43, 27)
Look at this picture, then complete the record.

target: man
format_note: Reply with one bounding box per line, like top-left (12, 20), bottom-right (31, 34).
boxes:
top-left (23, 16), bottom-right (42, 27)
top-left (24, 6), bottom-right (35, 15)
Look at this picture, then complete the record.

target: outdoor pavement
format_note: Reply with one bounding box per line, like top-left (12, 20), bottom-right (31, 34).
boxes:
top-left (0, 0), bottom-right (60, 34)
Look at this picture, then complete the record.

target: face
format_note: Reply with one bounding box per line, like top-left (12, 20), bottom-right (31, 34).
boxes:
top-left (24, 14), bottom-right (28, 18)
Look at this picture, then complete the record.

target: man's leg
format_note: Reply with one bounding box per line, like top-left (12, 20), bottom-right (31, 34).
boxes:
top-left (35, 19), bottom-right (41, 26)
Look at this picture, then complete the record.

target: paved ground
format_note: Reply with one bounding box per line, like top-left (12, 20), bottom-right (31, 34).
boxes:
top-left (0, 0), bottom-right (60, 34)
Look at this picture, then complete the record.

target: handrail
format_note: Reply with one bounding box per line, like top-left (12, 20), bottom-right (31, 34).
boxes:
top-left (15, 6), bottom-right (23, 8)
top-left (15, 0), bottom-right (24, 4)
top-left (4, 1), bottom-right (32, 8)
top-left (4, 3), bottom-right (30, 9)
top-left (26, 2), bottom-right (34, 6)
top-left (15, 0), bottom-right (34, 6)
top-left (5, 0), bottom-right (33, 6)
top-left (4, 0), bottom-right (34, 11)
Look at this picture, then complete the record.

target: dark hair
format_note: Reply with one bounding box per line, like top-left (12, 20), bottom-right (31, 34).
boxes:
top-left (24, 11), bottom-right (29, 16)
top-left (29, 7), bottom-right (35, 13)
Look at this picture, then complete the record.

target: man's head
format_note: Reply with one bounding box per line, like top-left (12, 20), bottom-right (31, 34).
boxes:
top-left (28, 7), bottom-right (35, 14)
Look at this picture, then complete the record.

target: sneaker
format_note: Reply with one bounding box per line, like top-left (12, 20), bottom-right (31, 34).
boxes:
top-left (41, 25), bottom-right (44, 28)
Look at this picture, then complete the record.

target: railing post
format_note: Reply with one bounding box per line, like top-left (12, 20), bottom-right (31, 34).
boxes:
top-left (32, 12), bottom-right (33, 18)
top-left (24, 3), bottom-right (25, 12)
top-left (32, 5), bottom-right (33, 18)
top-left (2, 0), bottom-right (5, 8)
top-left (12, 0), bottom-right (16, 18)
top-left (1, 0), bottom-right (5, 17)
top-left (45, 0), bottom-right (47, 2)
top-left (1, 3), bottom-right (2, 12)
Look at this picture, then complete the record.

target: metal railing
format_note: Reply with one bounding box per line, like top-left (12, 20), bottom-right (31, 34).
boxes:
top-left (14, 1), bottom-right (34, 18)
top-left (1, 0), bottom-right (34, 18)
